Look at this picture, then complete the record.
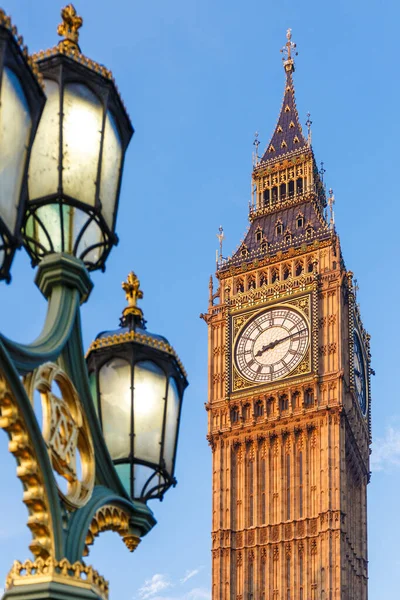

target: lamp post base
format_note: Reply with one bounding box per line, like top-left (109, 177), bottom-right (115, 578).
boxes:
top-left (3, 558), bottom-right (108, 600)
top-left (3, 581), bottom-right (103, 599)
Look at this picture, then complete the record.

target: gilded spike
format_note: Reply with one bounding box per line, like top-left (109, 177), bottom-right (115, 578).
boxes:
top-left (57, 4), bottom-right (83, 51)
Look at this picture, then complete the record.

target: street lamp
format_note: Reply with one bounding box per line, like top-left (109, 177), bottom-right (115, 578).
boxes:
top-left (0, 6), bottom-right (187, 600)
top-left (0, 9), bottom-right (45, 282)
top-left (22, 4), bottom-right (133, 272)
top-left (86, 272), bottom-right (188, 501)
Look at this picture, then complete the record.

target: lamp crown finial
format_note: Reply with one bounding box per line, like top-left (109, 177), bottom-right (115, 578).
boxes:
top-left (121, 271), bottom-right (144, 326)
top-left (57, 4), bottom-right (83, 51)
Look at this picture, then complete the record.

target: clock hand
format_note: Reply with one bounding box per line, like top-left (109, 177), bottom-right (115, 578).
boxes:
top-left (255, 328), bottom-right (308, 357)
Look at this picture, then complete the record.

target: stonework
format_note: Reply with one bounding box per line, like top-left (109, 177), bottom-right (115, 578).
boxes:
top-left (202, 30), bottom-right (371, 600)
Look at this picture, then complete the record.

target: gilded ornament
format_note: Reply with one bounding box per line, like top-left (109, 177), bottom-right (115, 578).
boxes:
top-left (24, 363), bottom-right (95, 509)
top-left (6, 556), bottom-right (108, 600)
top-left (57, 4), bottom-right (83, 51)
top-left (0, 373), bottom-right (54, 558)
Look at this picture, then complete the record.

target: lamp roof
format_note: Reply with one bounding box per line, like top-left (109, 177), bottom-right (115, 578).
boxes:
top-left (86, 272), bottom-right (188, 380)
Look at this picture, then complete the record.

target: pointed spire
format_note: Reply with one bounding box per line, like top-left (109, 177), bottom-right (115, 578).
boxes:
top-left (260, 29), bottom-right (308, 164)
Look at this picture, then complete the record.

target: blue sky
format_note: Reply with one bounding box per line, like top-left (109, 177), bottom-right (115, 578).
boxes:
top-left (0, 0), bottom-right (398, 598)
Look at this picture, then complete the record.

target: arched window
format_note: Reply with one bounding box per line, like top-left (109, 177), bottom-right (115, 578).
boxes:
top-left (247, 276), bottom-right (255, 291)
top-left (306, 226), bottom-right (313, 239)
top-left (261, 241), bottom-right (268, 253)
top-left (276, 221), bottom-right (283, 235)
top-left (271, 268), bottom-right (279, 283)
top-left (254, 400), bottom-right (263, 417)
top-left (296, 177), bottom-right (303, 194)
top-left (292, 391), bottom-right (300, 409)
top-left (236, 278), bottom-right (244, 293)
top-left (280, 394), bottom-right (289, 411)
top-left (241, 245), bottom-right (248, 257)
top-left (259, 272), bottom-right (268, 286)
top-left (295, 261), bottom-right (303, 276)
top-left (296, 214), bottom-right (304, 228)
top-left (283, 265), bottom-right (291, 280)
top-left (255, 228), bottom-right (263, 243)
top-left (304, 388), bottom-right (314, 407)
top-left (267, 397), bottom-right (274, 416)
top-left (307, 260), bottom-right (313, 273)
top-left (285, 232), bottom-right (292, 244)
top-left (231, 406), bottom-right (239, 423)
top-left (242, 404), bottom-right (250, 421)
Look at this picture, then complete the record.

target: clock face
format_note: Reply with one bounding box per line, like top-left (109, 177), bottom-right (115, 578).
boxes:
top-left (353, 330), bottom-right (367, 414)
top-left (235, 307), bottom-right (309, 383)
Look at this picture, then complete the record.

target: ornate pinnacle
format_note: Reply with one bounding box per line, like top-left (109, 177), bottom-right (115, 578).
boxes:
top-left (57, 4), bottom-right (83, 51)
top-left (280, 28), bottom-right (298, 72)
top-left (121, 272), bottom-right (144, 325)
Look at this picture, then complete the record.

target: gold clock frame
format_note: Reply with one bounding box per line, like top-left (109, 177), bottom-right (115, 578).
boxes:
top-left (228, 292), bottom-right (315, 394)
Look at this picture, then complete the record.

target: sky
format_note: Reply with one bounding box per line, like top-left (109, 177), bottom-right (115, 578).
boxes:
top-left (0, 0), bottom-right (398, 598)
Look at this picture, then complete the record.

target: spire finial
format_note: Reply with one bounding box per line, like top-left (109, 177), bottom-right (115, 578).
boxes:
top-left (328, 188), bottom-right (335, 229)
top-left (319, 161), bottom-right (326, 184)
top-left (281, 28), bottom-right (298, 72)
top-left (57, 4), bottom-right (83, 51)
top-left (253, 132), bottom-right (260, 166)
top-left (121, 271), bottom-right (144, 327)
top-left (306, 112), bottom-right (312, 145)
top-left (216, 226), bottom-right (225, 265)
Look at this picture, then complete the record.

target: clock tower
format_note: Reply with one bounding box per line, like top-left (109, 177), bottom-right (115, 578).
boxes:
top-left (202, 30), bottom-right (371, 600)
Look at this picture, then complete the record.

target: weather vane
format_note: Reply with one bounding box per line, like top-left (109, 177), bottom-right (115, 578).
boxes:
top-left (280, 28), bottom-right (298, 69)
top-left (306, 112), bottom-right (312, 145)
top-left (57, 4), bottom-right (83, 51)
top-left (216, 225), bottom-right (225, 265)
top-left (319, 161), bottom-right (326, 184)
top-left (253, 131), bottom-right (260, 166)
top-left (353, 277), bottom-right (359, 303)
top-left (328, 188), bottom-right (335, 229)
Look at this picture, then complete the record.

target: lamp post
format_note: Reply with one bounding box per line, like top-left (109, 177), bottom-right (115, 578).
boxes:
top-left (0, 9), bottom-right (45, 282)
top-left (0, 6), bottom-right (187, 600)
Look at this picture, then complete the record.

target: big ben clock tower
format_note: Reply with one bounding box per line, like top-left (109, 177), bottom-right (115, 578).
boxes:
top-left (202, 30), bottom-right (371, 600)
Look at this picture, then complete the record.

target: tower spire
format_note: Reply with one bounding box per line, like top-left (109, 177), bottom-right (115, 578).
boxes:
top-left (260, 29), bottom-right (307, 163)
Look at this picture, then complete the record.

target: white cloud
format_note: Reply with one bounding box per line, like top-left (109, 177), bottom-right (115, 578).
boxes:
top-left (372, 426), bottom-right (400, 471)
top-left (146, 590), bottom-right (210, 600)
top-left (137, 574), bottom-right (172, 599)
top-left (180, 567), bottom-right (203, 584)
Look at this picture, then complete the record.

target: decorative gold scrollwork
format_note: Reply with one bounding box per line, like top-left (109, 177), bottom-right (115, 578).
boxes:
top-left (0, 373), bottom-right (54, 558)
top-left (84, 505), bottom-right (140, 557)
top-left (24, 363), bottom-right (95, 509)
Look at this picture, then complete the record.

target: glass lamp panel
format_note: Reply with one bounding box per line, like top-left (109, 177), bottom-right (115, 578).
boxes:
top-left (25, 204), bottom-right (61, 253)
top-left (28, 79), bottom-right (60, 200)
top-left (0, 67), bottom-right (32, 232)
top-left (133, 361), bottom-right (166, 465)
top-left (115, 463), bottom-right (130, 496)
top-left (164, 377), bottom-right (180, 473)
top-left (62, 83), bottom-right (102, 206)
top-left (99, 358), bottom-right (131, 461)
top-left (73, 208), bottom-right (102, 263)
top-left (100, 111), bottom-right (122, 229)
top-left (134, 464), bottom-right (159, 500)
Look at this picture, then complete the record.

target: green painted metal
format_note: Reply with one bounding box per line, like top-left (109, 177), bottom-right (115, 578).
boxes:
top-left (2, 581), bottom-right (102, 600)
top-left (0, 253), bottom-right (156, 599)
top-left (65, 485), bottom-right (156, 562)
